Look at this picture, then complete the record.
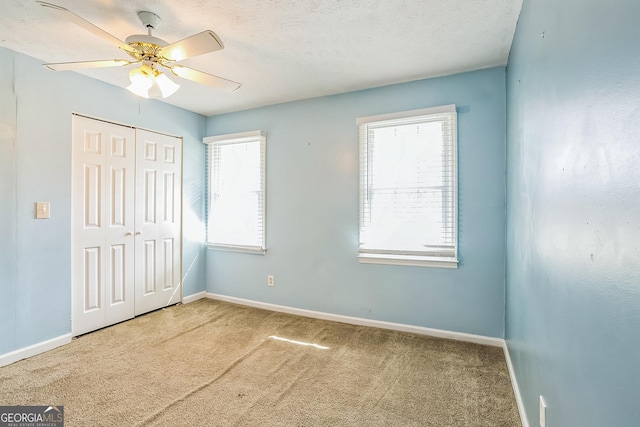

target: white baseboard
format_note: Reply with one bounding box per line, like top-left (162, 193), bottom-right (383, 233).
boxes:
top-left (0, 334), bottom-right (72, 368)
top-left (206, 292), bottom-right (504, 347)
top-left (503, 341), bottom-right (529, 427)
top-left (182, 291), bottom-right (207, 304)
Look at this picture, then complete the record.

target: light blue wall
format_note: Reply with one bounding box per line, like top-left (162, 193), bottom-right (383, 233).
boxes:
top-left (206, 68), bottom-right (507, 338)
top-left (0, 47), bottom-right (207, 355)
top-left (506, 1), bottom-right (640, 426)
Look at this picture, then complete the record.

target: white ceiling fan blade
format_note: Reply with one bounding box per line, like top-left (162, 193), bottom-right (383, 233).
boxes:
top-left (37, 1), bottom-right (136, 54)
top-left (170, 65), bottom-right (240, 92)
top-left (161, 31), bottom-right (224, 61)
top-left (44, 59), bottom-right (132, 71)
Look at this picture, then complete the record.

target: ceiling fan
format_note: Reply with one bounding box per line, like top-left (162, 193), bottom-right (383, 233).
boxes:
top-left (37, 1), bottom-right (241, 98)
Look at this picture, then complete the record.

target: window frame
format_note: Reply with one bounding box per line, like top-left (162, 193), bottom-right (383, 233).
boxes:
top-left (203, 130), bottom-right (266, 254)
top-left (356, 104), bottom-right (458, 268)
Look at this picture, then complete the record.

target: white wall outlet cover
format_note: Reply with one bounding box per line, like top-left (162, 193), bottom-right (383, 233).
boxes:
top-left (539, 395), bottom-right (547, 427)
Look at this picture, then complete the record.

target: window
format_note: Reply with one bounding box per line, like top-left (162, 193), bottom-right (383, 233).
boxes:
top-left (204, 131), bottom-right (266, 253)
top-left (357, 105), bottom-right (458, 268)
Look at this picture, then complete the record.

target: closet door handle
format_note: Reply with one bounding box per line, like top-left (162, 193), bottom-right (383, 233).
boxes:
top-left (125, 232), bottom-right (133, 236)
top-left (135, 231), bottom-right (142, 235)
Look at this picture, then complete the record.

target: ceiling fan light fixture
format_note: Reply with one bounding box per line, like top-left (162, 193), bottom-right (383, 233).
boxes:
top-left (127, 65), bottom-right (153, 98)
top-left (151, 72), bottom-right (180, 98)
top-left (127, 64), bottom-right (179, 99)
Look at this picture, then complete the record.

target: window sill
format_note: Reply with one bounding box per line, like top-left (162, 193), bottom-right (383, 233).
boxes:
top-left (358, 253), bottom-right (458, 269)
top-left (206, 244), bottom-right (266, 255)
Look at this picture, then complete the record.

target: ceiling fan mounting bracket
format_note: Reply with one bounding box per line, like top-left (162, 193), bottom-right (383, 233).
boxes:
top-left (137, 11), bottom-right (161, 31)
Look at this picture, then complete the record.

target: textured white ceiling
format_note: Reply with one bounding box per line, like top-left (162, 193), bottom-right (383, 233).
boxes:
top-left (0, 0), bottom-right (522, 116)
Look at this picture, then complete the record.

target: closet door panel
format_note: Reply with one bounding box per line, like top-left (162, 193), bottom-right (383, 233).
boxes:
top-left (104, 128), bottom-right (136, 326)
top-left (72, 116), bottom-right (136, 335)
top-left (134, 129), bottom-right (182, 315)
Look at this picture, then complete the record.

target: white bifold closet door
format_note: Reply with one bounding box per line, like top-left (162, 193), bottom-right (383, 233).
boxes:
top-left (134, 128), bottom-right (182, 316)
top-left (72, 115), bottom-right (182, 336)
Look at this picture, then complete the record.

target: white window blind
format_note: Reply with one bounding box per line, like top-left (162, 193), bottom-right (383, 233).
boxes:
top-left (357, 105), bottom-right (458, 268)
top-left (204, 131), bottom-right (266, 253)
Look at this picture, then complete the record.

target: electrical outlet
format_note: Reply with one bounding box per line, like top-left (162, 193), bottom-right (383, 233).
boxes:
top-left (539, 396), bottom-right (547, 427)
top-left (267, 275), bottom-right (275, 287)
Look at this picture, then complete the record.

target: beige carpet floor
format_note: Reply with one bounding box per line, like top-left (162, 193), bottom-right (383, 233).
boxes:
top-left (0, 299), bottom-right (520, 426)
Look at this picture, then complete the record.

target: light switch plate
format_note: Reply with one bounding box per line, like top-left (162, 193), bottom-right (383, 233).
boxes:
top-left (36, 202), bottom-right (50, 219)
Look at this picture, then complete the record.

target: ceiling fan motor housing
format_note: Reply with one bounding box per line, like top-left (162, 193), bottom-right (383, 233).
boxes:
top-left (124, 11), bottom-right (168, 62)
